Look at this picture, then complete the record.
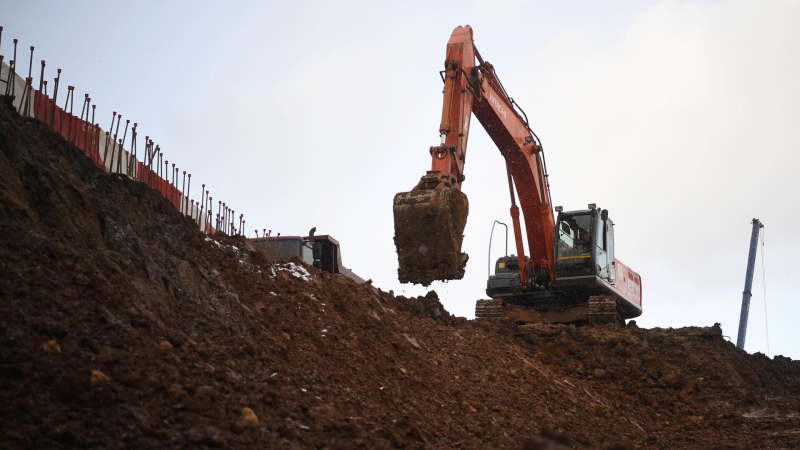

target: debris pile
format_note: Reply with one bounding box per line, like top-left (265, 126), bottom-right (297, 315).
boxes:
top-left (1, 100), bottom-right (798, 449)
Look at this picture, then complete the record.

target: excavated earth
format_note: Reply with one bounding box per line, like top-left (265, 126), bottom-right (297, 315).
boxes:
top-left (1, 98), bottom-right (799, 449)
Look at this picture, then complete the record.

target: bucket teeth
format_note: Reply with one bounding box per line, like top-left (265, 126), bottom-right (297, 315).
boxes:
top-left (393, 172), bottom-right (469, 286)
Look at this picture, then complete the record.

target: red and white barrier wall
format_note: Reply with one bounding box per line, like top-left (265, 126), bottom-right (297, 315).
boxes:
top-left (1, 44), bottom-right (246, 237)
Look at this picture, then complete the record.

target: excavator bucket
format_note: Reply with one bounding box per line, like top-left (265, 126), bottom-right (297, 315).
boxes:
top-left (393, 171), bottom-right (469, 285)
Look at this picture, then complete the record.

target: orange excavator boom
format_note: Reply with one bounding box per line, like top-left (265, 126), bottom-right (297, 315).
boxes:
top-left (394, 24), bottom-right (555, 288)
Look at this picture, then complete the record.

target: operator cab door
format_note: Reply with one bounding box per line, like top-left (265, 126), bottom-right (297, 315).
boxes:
top-left (606, 216), bottom-right (615, 284)
top-left (594, 209), bottom-right (615, 283)
top-left (594, 210), bottom-right (608, 280)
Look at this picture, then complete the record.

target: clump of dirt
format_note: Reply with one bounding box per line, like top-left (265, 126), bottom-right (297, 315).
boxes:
top-left (1, 98), bottom-right (799, 449)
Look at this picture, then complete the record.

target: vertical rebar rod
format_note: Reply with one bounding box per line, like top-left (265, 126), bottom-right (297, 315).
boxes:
top-left (186, 174), bottom-right (191, 216)
top-left (64, 85), bottom-right (72, 109)
top-left (24, 82), bottom-right (33, 117)
top-left (152, 145), bottom-right (159, 187)
top-left (181, 171), bottom-right (187, 214)
top-left (175, 167), bottom-right (179, 209)
top-left (174, 167), bottom-right (179, 209)
top-left (27, 46), bottom-right (34, 79)
top-left (39, 60), bottom-right (45, 91)
top-left (0, 57), bottom-right (5, 93)
top-left (143, 137), bottom-right (150, 166)
top-left (1, 57), bottom-right (6, 95)
top-left (18, 77), bottom-right (31, 115)
top-left (202, 191), bottom-right (208, 232)
top-left (116, 119), bottom-right (129, 174)
top-left (165, 161), bottom-right (170, 196)
top-left (157, 149), bottom-right (162, 181)
top-left (82, 97), bottom-right (91, 151)
top-left (66, 86), bottom-right (75, 142)
top-left (200, 185), bottom-right (206, 229)
top-left (130, 123), bottom-right (138, 178)
top-left (143, 139), bottom-right (150, 184)
top-left (3, 60), bottom-right (11, 96)
top-left (111, 115), bottom-right (122, 172)
top-left (167, 164), bottom-right (173, 204)
top-left (207, 195), bottom-right (212, 232)
top-left (79, 94), bottom-right (88, 121)
top-left (103, 112), bottom-right (116, 167)
top-left (50, 69), bottom-right (61, 127)
top-left (11, 39), bottom-right (17, 95)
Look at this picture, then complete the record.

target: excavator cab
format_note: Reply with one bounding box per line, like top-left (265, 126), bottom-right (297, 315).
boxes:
top-left (487, 206), bottom-right (615, 298)
top-left (484, 205), bottom-right (640, 324)
top-left (554, 207), bottom-right (614, 282)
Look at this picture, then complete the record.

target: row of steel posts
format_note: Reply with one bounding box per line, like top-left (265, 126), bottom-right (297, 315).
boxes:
top-left (1, 26), bottom-right (253, 238)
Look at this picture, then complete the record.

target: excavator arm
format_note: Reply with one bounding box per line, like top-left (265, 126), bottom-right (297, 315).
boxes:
top-left (394, 25), bottom-right (556, 287)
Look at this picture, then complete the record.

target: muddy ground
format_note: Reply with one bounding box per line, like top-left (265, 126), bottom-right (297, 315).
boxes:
top-left (1, 99), bottom-right (798, 449)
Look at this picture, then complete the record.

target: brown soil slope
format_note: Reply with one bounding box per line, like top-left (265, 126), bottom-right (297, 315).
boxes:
top-left (0, 99), bottom-right (798, 449)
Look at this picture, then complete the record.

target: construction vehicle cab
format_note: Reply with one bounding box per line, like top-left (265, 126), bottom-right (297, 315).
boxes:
top-left (250, 231), bottom-right (365, 284)
top-left (486, 205), bottom-right (641, 323)
top-left (252, 235), bottom-right (313, 262)
top-left (554, 205), bottom-right (612, 281)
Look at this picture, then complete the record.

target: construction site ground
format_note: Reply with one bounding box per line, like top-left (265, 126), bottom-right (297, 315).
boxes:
top-left (1, 98), bottom-right (799, 449)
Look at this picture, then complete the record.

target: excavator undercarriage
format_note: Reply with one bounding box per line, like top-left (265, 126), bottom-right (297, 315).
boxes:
top-left (475, 295), bottom-right (622, 325)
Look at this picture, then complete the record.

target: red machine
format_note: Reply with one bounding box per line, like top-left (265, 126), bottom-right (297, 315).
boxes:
top-left (393, 25), bottom-right (642, 324)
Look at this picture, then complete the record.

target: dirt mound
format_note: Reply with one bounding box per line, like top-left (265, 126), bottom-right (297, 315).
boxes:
top-left (1, 99), bottom-right (799, 449)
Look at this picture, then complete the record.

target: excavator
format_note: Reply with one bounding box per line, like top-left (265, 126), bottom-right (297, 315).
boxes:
top-left (393, 25), bottom-right (642, 324)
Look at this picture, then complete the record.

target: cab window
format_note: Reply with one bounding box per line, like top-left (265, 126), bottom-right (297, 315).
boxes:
top-left (557, 214), bottom-right (593, 256)
top-left (556, 213), bottom-right (594, 276)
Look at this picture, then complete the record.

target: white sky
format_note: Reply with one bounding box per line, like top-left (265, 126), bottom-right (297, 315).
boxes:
top-left (3, 1), bottom-right (798, 359)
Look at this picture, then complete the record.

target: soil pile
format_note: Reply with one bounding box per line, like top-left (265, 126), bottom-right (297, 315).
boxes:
top-left (1, 99), bottom-right (798, 449)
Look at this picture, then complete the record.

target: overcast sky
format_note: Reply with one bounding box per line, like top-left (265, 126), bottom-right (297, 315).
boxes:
top-left (3, 0), bottom-right (798, 359)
